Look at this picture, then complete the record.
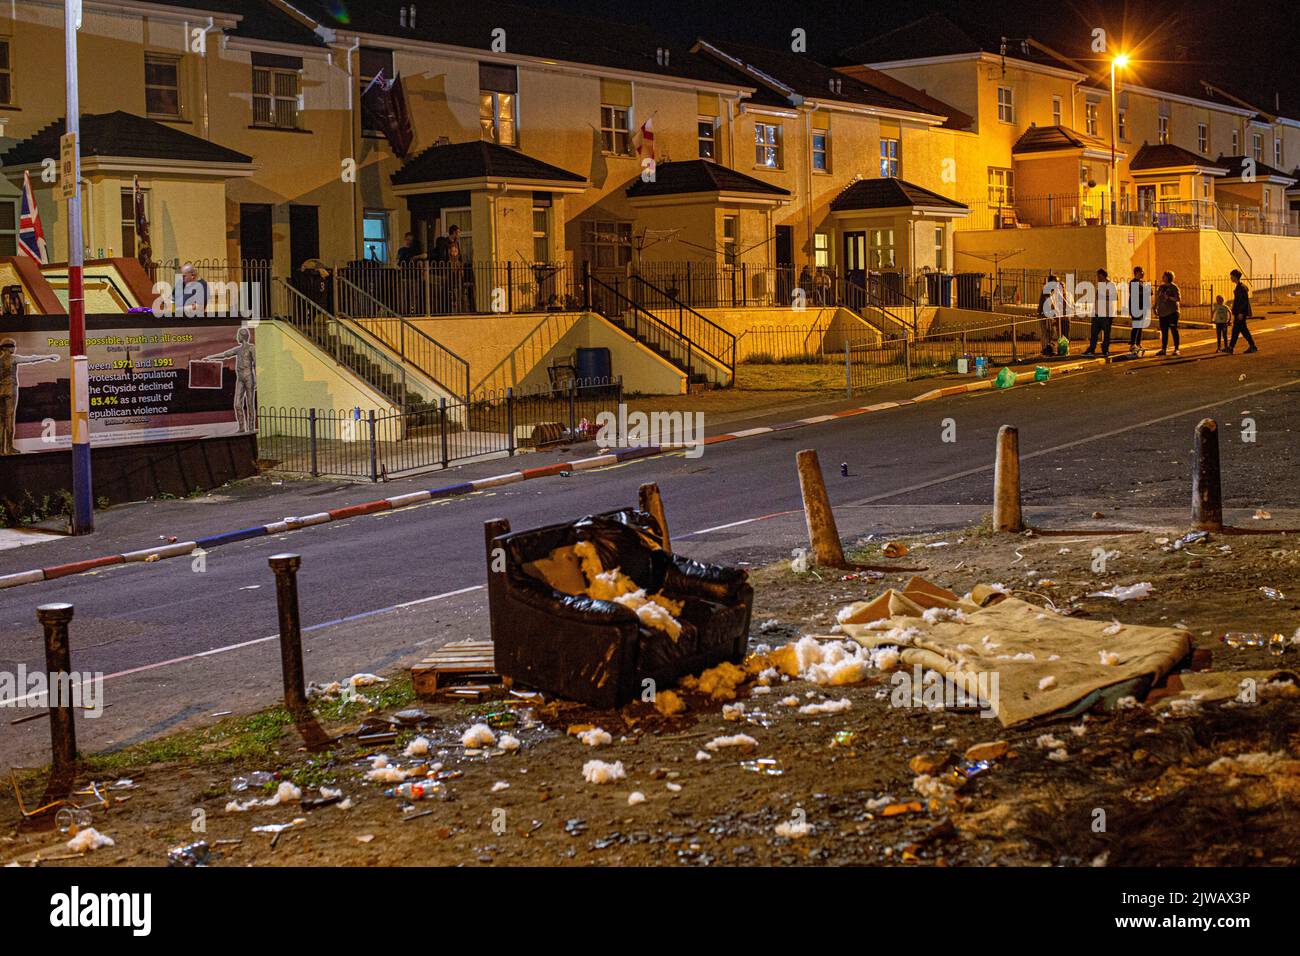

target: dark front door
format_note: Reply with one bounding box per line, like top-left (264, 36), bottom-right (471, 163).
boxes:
top-left (239, 203), bottom-right (273, 318)
top-left (289, 205), bottom-right (320, 271)
top-left (843, 230), bottom-right (867, 289)
top-left (774, 225), bottom-right (793, 303)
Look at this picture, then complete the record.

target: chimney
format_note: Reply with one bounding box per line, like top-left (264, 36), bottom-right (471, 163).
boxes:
top-left (399, 6), bottom-right (407, 28)
top-left (410, 5), bottom-right (417, 29)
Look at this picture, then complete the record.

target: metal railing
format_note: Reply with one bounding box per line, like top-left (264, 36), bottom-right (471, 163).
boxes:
top-left (626, 273), bottom-right (736, 381)
top-left (334, 273), bottom-right (471, 403)
top-left (333, 260), bottom-right (583, 316)
top-left (256, 376), bottom-right (623, 480)
top-left (587, 273), bottom-right (716, 384)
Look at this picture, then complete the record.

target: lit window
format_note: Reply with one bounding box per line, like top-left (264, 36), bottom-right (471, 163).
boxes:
top-left (997, 86), bottom-right (1014, 123)
top-left (868, 228), bottom-right (895, 269)
top-left (722, 215), bottom-right (738, 265)
top-left (934, 226), bottom-right (945, 268)
top-left (532, 203), bottom-right (549, 262)
top-left (879, 137), bottom-right (899, 177)
top-left (145, 53), bottom-right (182, 118)
top-left (363, 211), bottom-right (389, 263)
top-left (812, 129), bottom-right (829, 172)
top-left (1051, 96), bottom-right (1062, 126)
top-left (698, 118), bottom-right (716, 160)
top-left (1157, 115), bottom-right (1169, 145)
top-left (1252, 133), bottom-right (1263, 162)
top-left (1276, 137), bottom-right (1284, 167)
top-left (252, 65), bottom-right (301, 130)
top-left (755, 123), bottom-right (781, 168)
top-left (1085, 100), bottom-right (1098, 136)
top-left (988, 167), bottom-right (1014, 204)
top-left (479, 63), bottom-right (518, 147)
top-left (813, 232), bottom-right (829, 268)
top-left (600, 105), bottom-right (631, 155)
top-left (1197, 123), bottom-right (1207, 154)
top-left (1118, 109), bottom-right (1127, 140)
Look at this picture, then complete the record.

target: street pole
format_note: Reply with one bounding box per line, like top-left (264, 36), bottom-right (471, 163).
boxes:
top-left (65, 0), bottom-right (93, 534)
top-left (1109, 61), bottom-right (1118, 227)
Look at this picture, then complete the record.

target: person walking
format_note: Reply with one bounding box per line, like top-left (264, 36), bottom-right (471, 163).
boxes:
top-left (1211, 294), bottom-right (1231, 351)
top-left (1154, 270), bottom-right (1181, 355)
top-left (1084, 267), bottom-right (1114, 356)
top-left (1226, 269), bottom-right (1259, 353)
top-left (1038, 273), bottom-right (1063, 356)
top-left (1126, 265), bottom-right (1151, 354)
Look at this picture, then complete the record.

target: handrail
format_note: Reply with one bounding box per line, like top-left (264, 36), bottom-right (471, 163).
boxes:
top-left (334, 273), bottom-right (471, 403)
top-left (271, 278), bottom-right (417, 406)
top-left (829, 276), bottom-right (914, 338)
top-left (1210, 202), bottom-right (1254, 278)
top-left (587, 274), bottom-right (716, 384)
top-left (626, 273), bottom-right (736, 379)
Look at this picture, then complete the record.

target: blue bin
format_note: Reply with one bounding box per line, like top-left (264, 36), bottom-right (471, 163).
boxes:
top-left (576, 347), bottom-right (612, 382)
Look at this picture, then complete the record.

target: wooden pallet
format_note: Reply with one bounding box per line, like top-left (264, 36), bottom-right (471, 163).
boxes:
top-left (411, 640), bottom-right (498, 698)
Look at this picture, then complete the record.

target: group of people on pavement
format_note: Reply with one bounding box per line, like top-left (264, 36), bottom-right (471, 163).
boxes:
top-left (1038, 266), bottom-right (1259, 359)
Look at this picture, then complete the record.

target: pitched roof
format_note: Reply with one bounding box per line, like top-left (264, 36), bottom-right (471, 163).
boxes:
top-left (834, 64), bottom-right (973, 131)
top-left (391, 140), bottom-right (586, 187)
top-left (147, 0), bottom-right (326, 48)
top-left (1216, 155), bottom-right (1298, 182)
top-left (696, 39), bottom-right (944, 117)
top-left (625, 160), bottom-right (790, 198)
top-left (1012, 124), bottom-right (1109, 154)
top-left (2, 112), bottom-right (253, 167)
top-left (838, 13), bottom-right (987, 64)
top-left (1129, 143), bottom-right (1224, 171)
top-left (830, 177), bottom-right (967, 212)
top-left (288, 0), bottom-right (748, 87)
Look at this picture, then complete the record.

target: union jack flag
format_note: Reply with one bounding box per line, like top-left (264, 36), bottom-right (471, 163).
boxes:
top-left (18, 169), bottom-right (48, 264)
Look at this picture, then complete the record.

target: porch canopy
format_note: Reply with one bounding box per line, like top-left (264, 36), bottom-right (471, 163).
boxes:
top-left (1010, 124), bottom-right (1122, 226)
top-left (830, 177), bottom-right (968, 277)
top-left (625, 159), bottom-right (791, 207)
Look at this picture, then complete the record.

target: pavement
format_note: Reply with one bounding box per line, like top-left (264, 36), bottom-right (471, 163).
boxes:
top-left (1, 320), bottom-right (1297, 767)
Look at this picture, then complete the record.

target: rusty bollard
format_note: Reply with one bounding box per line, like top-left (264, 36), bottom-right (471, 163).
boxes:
top-left (1191, 418), bottom-right (1223, 531)
top-left (993, 425), bottom-right (1024, 533)
top-left (269, 554), bottom-right (309, 715)
top-left (796, 449), bottom-right (846, 568)
top-left (36, 603), bottom-right (77, 777)
top-left (639, 482), bottom-right (671, 552)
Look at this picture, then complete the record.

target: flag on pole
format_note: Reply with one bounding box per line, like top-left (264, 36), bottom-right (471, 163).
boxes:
top-left (18, 170), bottom-right (49, 264)
top-left (633, 115), bottom-right (655, 161)
top-left (361, 69), bottom-right (415, 158)
top-left (132, 175), bottom-right (153, 268)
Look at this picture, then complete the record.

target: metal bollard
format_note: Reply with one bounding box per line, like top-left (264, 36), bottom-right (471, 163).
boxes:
top-left (796, 449), bottom-right (846, 568)
top-left (993, 425), bottom-right (1024, 533)
top-left (268, 554), bottom-right (309, 714)
top-left (37, 603), bottom-right (77, 776)
top-left (1191, 418), bottom-right (1223, 531)
top-left (638, 482), bottom-right (671, 552)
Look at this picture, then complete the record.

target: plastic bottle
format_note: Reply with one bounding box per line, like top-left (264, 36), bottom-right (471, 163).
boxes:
top-left (1221, 632), bottom-right (1267, 649)
top-left (384, 780), bottom-right (440, 800)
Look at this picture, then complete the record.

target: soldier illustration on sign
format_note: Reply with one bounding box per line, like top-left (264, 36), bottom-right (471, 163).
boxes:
top-left (0, 338), bottom-right (60, 455)
top-left (200, 326), bottom-right (256, 434)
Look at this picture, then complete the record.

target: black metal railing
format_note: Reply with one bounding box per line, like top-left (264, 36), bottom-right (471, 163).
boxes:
top-left (626, 274), bottom-right (736, 381)
top-left (586, 274), bottom-right (716, 385)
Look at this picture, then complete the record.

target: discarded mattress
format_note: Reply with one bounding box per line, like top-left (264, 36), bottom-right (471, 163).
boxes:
top-left (837, 578), bottom-right (1192, 727)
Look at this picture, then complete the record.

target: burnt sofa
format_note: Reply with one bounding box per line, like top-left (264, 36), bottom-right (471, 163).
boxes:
top-left (484, 508), bottom-right (753, 708)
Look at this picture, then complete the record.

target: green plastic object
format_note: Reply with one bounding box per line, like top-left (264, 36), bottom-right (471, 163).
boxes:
top-left (1034, 365), bottom-right (1051, 382)
top-left (994, 366), bottom-right (1017, 389)
top-left (1057, 336), bottom-right (1069, 356)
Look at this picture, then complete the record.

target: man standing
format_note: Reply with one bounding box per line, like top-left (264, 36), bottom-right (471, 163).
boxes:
top-left (1126, 266), bottom-right (1151, 354)
top-left (396, 232), bottom-right (423, 265)
top-left (0, 338), bottom-right (60, 455)
top-left (1084, 268), bottom-right (1114, 356)
top-left (180, 263), bottom-right (209, 318)
top-left (1154, 270), bottom-right (1181, 356)
top-left (1038, 273), bottom-right (1063, 356)
top-left (1226, 269), bottom-right (1258, 354)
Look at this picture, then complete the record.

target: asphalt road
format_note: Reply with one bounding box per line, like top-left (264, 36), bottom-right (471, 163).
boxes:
top-left (2, 325), bottom-right (1297, 765)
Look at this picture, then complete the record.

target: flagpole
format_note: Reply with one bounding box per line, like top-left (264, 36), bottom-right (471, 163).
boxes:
top-left (65, 0), bottom-right (93, 534)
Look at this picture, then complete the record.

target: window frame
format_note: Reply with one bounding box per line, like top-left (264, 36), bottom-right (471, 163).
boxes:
top-left (144, 52), bottom-right (183, 119)
top-left (1276, 137), bottom-right (1283, 168)
top-left (120, 186), bottom-right (149, 260)
top-left (1118, 108), bottom-right (1128, 141)
top-left (480, 89), bottom-right (518, 147)
top-left (813, 231), bottom-right (829, 268)
top-left (1085, 100), bottom-right (1099, 136)
top-left (0, 198), bottom-right (18, 256)
top-left (581, 219), bottom-right (632, 269)
top-left (0, 37), bottom-right (13, 107)
top-left (1157, 115), bottom-right (1169, 145)
top-left (754, 122), bottom-right (782, 169)
top-left (996, 86), bottom-right (1014, 124)
top-left (363, 209), bottom-right (390, 264)
top-left (599, 103), bottom-right (631, 156)
top-left (811, 128), bottom-right (830, 173)
top-left (531, 203), bottom-right (550, 263)
top-left (252, 64), bottom-right (302, 130)
top-left (879, 136), bottom-right (899, 178)
top-left (1051, 96), bottom-right (1062, 126)
top-left (867, 227), bottom-right (896, 270)
top-left (1252, 133), bottom-right (1263, 162)
top-left (697, 117), bottom-right (717, 160)
top-left (1232, 130), bottom-right (1239, 154)
top-left (722, 214), bottom-right (738, 266)
top-left (988, 166), bottom-right (1014, 205)
top-left (1197, 123), bottom-right (1208, 154)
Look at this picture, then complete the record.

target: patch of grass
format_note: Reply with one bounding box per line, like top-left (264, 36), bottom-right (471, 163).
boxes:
top-left (966, 512), bottom-right (996, 540)
top-left (310, 676), bottom-right (416, 723)
top-left (80, 707), bottom-right (297, 777)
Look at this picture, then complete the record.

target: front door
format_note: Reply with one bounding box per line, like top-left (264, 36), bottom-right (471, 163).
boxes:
top-left (289, 204), bottom-right (320, 271)
top-left (239, 203), bottom-right (273, 317)
top-left (774, 225), bottom-right (793, 303)
top-left (843, 230), bottom-right (866, 286)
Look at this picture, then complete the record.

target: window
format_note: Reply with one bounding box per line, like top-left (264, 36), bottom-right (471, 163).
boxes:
top-left (145, 53), bottom-right (182, 118)
top-left (363, 211), bottom-right (389, 263)
top-left (532, 201), bottom-right (549, 262)
top-left (934, 226), bottom-right (945, 270)
top-left (1252, 133), bottom-right (1263, 162)
top-left (600, 105), bottom-right (631, 155)
top-left (0, 200), bottom-right (17, 256)
top-left (359, 47), bottom-right (393, 136)
top-left (120, 187), bottom-right (148, 260)
top-left (996, 86), bottom-right (1014, 123)
top-left (1157, 115), bottom-right (1169, 145)
top-left (1232, 130), bottom-right (1239, 154)
top-left (813, 231), bottom-right (829, 268)
top-left (1276, 137), bottom-right (1284, 167)
top-left (812, 129), bottom-right (829, 172)
top-left (479, 63), bottom-right (518, 146)
top-left (252, 56), bottom-right (301, 130)
top-left (1197, 123), bottom-right (1208, 154)
top-left (868, 228), bottom-right (895, 269)
top-left (581, 219), bottom-right (631, 268)
top-left (1118, 109), bottom-right (1128, 141)
top-left (879, 137), bottom-right (899, 177)
top-left (1051, 96), bottom-right (1062, 126)
top-left (722, 215), bottom-right (738, 265)
top-left (0, 38), bottom-right (12, 106)
top-left (442, 207), bottom-right (473, 261)
top-left (988, 167), bottom-right (1014, 205)
top-left (755, 123), bottom-right (781, 168)
top-left (698, 118), bottom-right (717, 160)
top-left (1085, 100), bottom-right (1098, 136)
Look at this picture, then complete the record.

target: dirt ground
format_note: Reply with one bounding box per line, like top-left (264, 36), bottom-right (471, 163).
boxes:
top-left (4, 521), bottom-right (1299, 867)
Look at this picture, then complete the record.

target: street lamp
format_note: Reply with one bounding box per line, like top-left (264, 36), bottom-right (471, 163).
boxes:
top-left (1109, 52), bottom-right (1130, 225)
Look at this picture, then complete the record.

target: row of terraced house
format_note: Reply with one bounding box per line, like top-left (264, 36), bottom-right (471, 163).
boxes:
top-left (1, 2), bottom-right (1298, 400)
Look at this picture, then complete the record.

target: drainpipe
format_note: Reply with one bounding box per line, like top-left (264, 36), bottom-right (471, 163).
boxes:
top-left (201, 18), bottom-right (215, 140)
top-left (726, 98), bottom-right (736, 167)
top-left (803, 107), bottom-right (814, 274)
top-left (344, 37), bottom-right (362, 262)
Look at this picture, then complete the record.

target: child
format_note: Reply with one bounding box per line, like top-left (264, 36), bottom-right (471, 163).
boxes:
top-left (1212, 295), bottom-right (1231, 351)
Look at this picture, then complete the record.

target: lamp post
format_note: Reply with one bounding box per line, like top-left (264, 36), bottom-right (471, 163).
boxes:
top-left (1109, 53), bottom-right (1129, 226)
top-left (65, 0), bottom-right (93, 534)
